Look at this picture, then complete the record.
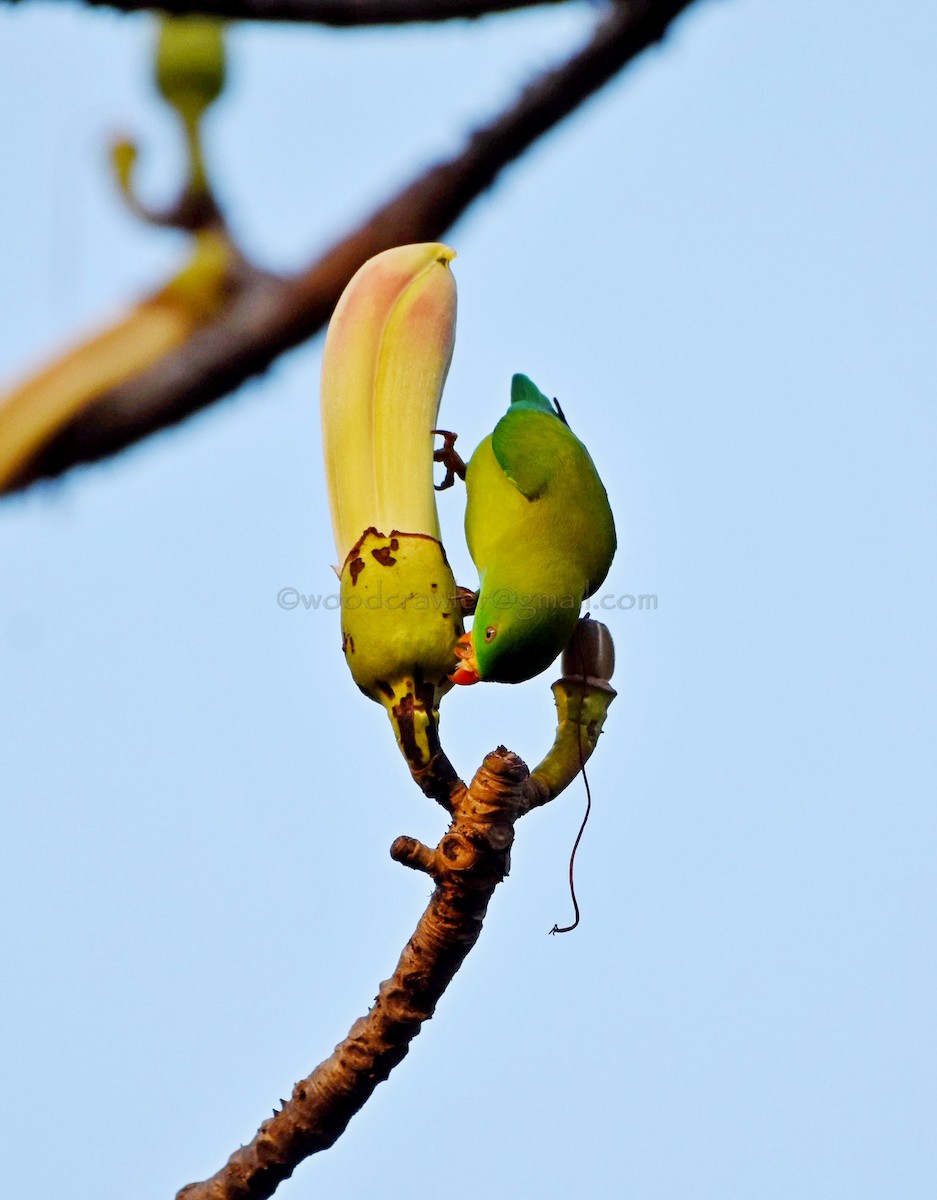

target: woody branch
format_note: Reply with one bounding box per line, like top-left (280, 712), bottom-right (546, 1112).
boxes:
top-left (177, 640), bottom-right (615, 1200)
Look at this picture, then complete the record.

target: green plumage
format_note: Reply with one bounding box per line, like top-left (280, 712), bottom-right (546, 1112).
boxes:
top-left (463, 374), bottom-right (616, 683)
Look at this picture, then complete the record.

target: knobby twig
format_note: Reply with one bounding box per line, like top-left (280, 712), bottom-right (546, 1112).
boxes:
top-left (6, 0), bottom-right (703, 495)
top-left (7, 0), bottom-right (573, 23)
top-left (177, 638), bottom-right (616, 1200)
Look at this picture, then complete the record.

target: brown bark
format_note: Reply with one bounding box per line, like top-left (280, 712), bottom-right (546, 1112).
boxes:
top-left (177, 658), bottom-right (615, 1200)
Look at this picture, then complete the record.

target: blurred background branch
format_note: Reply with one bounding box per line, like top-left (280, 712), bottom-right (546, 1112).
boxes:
top-left (10, 0), bottom-right (578, 22)
top-left (0, 0), bottom-right (700, 496)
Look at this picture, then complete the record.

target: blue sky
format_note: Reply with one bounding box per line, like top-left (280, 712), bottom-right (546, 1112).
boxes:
top-left (2, 3), bottom-right (936, 1198)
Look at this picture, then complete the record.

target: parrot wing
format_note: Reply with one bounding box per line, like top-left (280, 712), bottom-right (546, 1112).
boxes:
top-left (506, 373), bottom-right (559, 417)
top-left (491, 374), bottom-right (570, 499)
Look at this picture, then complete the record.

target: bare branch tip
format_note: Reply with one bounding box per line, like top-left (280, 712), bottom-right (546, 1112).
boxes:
top-left (390, 835), bottom-right (438, 875)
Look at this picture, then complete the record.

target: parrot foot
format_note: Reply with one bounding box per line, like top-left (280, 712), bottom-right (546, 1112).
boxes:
top-left (432, 429), bottom-right (467, 490)
top-left (456, 586), bottom-right (478, 616)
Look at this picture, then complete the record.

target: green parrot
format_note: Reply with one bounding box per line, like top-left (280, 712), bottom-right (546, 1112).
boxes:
top-left (450, 374), bottom-right (616, 685)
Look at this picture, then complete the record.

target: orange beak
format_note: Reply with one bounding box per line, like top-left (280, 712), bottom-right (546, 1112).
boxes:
top-left (449, 631), bottom-right (480, 685)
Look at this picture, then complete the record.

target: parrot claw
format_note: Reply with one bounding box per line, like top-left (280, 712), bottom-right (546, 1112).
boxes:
top-left (456, 586), bottom-right (478, 616)
top-left (432, 429), bottom-right (467, 491)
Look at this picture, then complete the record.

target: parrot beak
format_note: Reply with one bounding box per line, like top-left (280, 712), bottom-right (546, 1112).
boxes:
top-left (449, 631), bottom-right (480, 685)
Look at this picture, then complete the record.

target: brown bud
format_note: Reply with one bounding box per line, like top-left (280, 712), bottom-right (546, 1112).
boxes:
top-left (562, 617), bottom-right (615, 683)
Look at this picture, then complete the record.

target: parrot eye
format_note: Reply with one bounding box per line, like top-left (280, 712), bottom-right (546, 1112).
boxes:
top-left (484, 626), bottom-right (497, 642)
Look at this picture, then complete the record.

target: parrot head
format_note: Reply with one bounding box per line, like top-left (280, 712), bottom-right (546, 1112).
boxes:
top-left (450, 590), bottom-right (580, 685)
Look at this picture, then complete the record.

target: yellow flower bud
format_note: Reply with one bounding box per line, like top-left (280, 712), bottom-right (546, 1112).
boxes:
top-left (320, 244), bottom-right (463, 769)
top-left (155, 17), bottom-right (226, 120)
